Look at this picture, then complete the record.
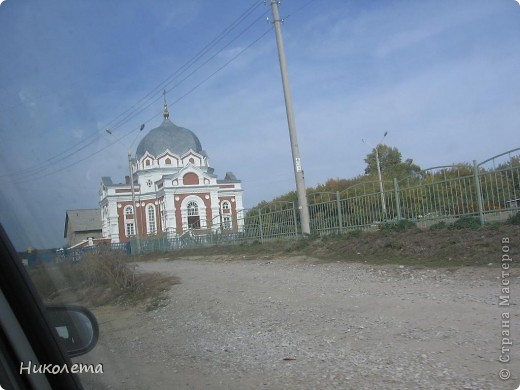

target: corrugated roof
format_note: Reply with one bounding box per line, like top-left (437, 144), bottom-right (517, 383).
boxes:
top-left (64, 209), bottom-right (101, 238)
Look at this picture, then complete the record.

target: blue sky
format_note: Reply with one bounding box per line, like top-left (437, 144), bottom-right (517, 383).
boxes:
top-left (1, 0), bottom-right (519, 250)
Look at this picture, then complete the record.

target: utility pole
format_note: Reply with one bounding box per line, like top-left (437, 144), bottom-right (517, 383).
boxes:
top-left (106, 125), bottom-right (145, 253)
top-left (374, 146), bottom-right (387, 217)
top-left (269, 0), bottom-right (310, 235)
top-left (127, 153), bottom-right (141, 253)
top-left (363, 131), bottom-right (388, 219)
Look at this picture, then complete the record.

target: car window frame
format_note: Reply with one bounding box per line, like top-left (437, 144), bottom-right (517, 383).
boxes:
top-left (0, 224), bottom-right (83, 389)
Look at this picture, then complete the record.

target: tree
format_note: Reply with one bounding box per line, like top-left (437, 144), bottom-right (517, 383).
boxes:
top-left (364, 144), bottom-right (421, 180)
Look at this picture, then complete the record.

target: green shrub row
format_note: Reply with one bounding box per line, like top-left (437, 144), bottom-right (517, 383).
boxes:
top-left (428, 212), bottom-right (520, 231)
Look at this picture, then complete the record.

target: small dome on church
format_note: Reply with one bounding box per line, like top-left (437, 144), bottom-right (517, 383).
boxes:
top-left (135, 118), bottom-right (202, 159)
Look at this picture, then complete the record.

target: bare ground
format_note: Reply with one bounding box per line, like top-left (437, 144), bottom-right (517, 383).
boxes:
top-left (75, 255), bottom-right (520, 390)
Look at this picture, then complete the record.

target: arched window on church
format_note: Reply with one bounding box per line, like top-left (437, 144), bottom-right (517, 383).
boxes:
top-left (223, 215), bottom-right (232, 230)
top-left (187, 201), bottom-right (198, 216)
top-left (146, 204), bottom-right (156, 235)
top-left (126, 223), bottom-right (135, 237)
top-left (186, 201), bottom-right (200, 229)
top-left (124, 205), bottom-right (135, 237)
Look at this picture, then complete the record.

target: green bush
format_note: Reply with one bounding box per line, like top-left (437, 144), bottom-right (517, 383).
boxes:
top-left (429, 221), bottom-right (447, 231)
top-left (450, 216), bottom-right (481, 230)
top-left (508, 211), bottom-right (520, 225)
top-left (347, 229), bottom-right (362, 238)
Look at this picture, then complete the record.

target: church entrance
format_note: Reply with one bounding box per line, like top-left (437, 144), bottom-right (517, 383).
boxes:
top-left (187, 201), bottom-right (200, 229)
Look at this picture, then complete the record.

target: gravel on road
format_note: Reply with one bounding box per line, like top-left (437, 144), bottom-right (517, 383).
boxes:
top-left (79, 256), bottom-right (520, 390)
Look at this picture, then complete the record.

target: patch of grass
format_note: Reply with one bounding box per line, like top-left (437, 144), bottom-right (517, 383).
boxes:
top-left (347, 229), bottom-right (362, 238)
top-left (380, 219), bottom-right (417, 232)
top-left (508, 211), bottom-right (520, 225)
top-left (429, 221), bottom-right (447, 231)
top-left (28, 251), bottom-right (178, 307)
top-left (450, 216), bottom-right (481, 230)
top-left (115, 220), bottom-right (519, 269)
top-left (288, 237), bottom-right (311, 250)
top-left (320, 232), bottom-right (344, 242)
top-left (384, 240), bottom-right (403, 249)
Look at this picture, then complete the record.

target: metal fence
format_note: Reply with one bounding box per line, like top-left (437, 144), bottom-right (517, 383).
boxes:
top-left (308, 148), bottom-right (520, 234)
top-left (131, 201), bottom-right (299, 254)
top-left (54, 242), bottom-right (131, 263)
top-left (130, 147), bottom-right (519, 253)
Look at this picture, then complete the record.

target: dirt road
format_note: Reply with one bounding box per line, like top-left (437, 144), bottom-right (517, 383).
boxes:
top-left (79, 257), bottom-right (519, 389)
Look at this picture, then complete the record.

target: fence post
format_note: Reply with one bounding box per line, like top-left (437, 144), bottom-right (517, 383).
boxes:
top-left (292, 202), bottom-right (299, 238)
top-left (258, 208), bottom-right (264, 243)
top-left (394, 178), bottom-right (402, 221)
top-left (336, 191), bottom-right (343, 233)
top-left (162, 234), bottom-right (167, 252)
top-left (473, 159), bottom-right (485, 225)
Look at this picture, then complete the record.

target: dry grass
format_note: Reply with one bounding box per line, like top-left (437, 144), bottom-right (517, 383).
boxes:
top-left (27, 218), bottom-right (520, 309)
top-left (132, 220), bottom-right (520, 268)
top-left (28, 250), bottom-right (179, 308)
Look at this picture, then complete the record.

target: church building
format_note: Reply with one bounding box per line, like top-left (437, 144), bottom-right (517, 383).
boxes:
top-left (99, 103), bottom-right (244, 243)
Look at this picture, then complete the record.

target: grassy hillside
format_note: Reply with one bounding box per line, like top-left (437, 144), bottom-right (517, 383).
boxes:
top-left (148, 217), bottom-right (520, 268)
top-left (29, 215), bottom-right (519, 309)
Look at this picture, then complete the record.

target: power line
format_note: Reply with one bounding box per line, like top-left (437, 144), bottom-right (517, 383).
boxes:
top-left (0, 0), bottom-right (265, 117)
top-left (109, 10), bottom-right (271, 132)
top-left (1, 0), bottom-right (266, 182)
top-left (170, 27), bottom-right (272, 105)
top-left (5, 0), bottom-right (317, 185)
top-left (105, 0), bottom-right (266, 132)
top-left (3, 0), bottom-right (317, 185)
top-left (285, 0), bottom-right (316, 20)
top-left (7, 26), bottom-right (273, 185)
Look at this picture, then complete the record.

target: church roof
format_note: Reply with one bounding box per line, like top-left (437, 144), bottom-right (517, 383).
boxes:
top-left (217, 171), bottom-right (241, 184)
top-left (64, 209), bottom-right (101, 238)
top-left (135, 118), bottom-right (202, 160)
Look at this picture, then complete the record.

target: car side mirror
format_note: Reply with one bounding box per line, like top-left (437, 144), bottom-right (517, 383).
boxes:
top-left (46, 305), bottom-right (99, 358)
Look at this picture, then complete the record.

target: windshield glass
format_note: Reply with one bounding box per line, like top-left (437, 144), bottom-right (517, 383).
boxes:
top-left (1, 1), bottom-right (519, 389)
